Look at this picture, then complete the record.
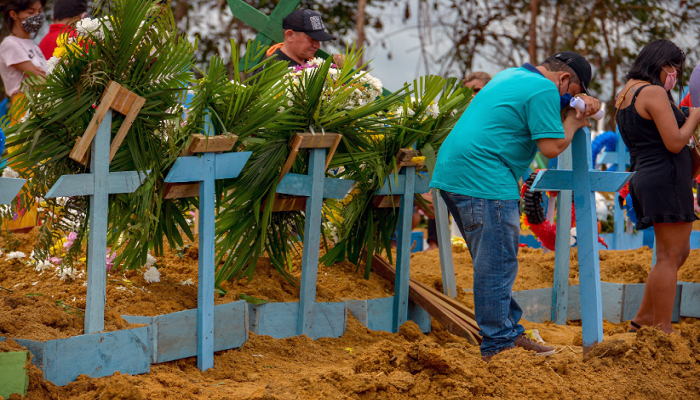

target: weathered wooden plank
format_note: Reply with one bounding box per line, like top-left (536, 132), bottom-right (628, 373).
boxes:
top-left (121, 315), bottom-right (157, 363)
top-left (70, 81), bottom-right (121, 164)
top-left (552, 146), bottom-right (572, 325)
top-left (108, 171), bottom-right (148, 194)
top-left (8, 338), bottom-right (44, 369)
top-left (164, 157), bottom-right (207, 183)
top-left (188, 134), bottom-right (238, 154)
top-left (393, 167), bottom-right (415, 332)
top-left (108, 95), bottom-right (146, 162)
top-left (277, 134), bottom-right (303, 184)
top-left (298, 148), bottom-right (326, 337)
top-left (297, 132), bottom-right (342, 149)
top-left (0, 177), bottom-right (27, 204)
top-left (162, 182), bottom-right (200, 199)
top-left (44, 328), bottom-right (151, 386)
top-left (215, 151), bottom-right (252, 180)
top-left (324, 134), bottom-right (343, 170)
top-left (512, 287), bottom-right (553, 323)
top-left (272, 196), bottom-right (306, 212)
top-left (276, 173), bottom-right (354, 199)
top-left (373, 195), bottom-right (401, 208)
top-left (248, 302), bottom-right (347, 339)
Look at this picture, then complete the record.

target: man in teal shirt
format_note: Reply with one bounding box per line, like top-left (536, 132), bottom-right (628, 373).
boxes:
top-left (431, 52), bottom-right (600, 361)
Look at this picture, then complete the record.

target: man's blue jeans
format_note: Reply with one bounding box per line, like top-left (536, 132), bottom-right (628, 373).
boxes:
top-left (440, 191), bottom-right (524, 356)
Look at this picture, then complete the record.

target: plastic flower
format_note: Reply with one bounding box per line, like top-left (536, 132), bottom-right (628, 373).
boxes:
top-left (143, 266), bottom-right (161, 283)
top-left (63, 232), bottom-right (78, 250)
top-left (145, 253), bottom-right (157, 267)
top-left (59, 267), bottom-right (77, 281)
top-left (106, 249), bottom-right (117, 271)
top-left (5, 251), bottom-right (26, 261)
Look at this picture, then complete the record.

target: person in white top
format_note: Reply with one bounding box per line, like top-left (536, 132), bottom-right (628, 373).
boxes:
top-left (0, 0), bottom-right (47, 114)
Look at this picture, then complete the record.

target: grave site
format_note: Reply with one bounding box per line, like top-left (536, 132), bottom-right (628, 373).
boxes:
top-left (0, 0), bottom-right (700, 399)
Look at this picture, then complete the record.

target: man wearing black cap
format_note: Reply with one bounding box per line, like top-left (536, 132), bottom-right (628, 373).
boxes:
top-left (263, 9), bottom-right (337, 68)
top-left (430, 51), bottom-right (601, 362)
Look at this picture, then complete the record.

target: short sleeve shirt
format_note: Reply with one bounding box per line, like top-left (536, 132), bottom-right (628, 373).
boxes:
top-left (0, 36), bottom-right (47, 97)
top-left (430, 64), bottom-right (565, 200)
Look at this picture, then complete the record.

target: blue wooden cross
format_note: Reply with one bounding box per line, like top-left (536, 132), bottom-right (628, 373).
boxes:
top-left (375, 150), bottom-right (431, 332)
top-left (163, 113), bottom-right (251, 371)
top-left (0, 177), bottom-right (26, 205)
top-left (273, 131), bottom-right (353, 338)
top-left (529, 127), bottom-right (633, 353)
top-left (598, 130), bottom-right (631, 249)
top-left (46, 110), bottom-right (147, 335)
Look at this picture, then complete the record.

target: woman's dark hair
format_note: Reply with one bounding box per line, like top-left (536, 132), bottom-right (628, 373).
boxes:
top-left (1, 0), bottom-right (47, 34)
top-left (626, 39), bottom-right (686, 101)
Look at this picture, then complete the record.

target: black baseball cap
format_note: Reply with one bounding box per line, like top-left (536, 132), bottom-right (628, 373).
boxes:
top-left (282, 9), bottom-right (336, 42)
top-left (553, 51), bottom-right (592, 95)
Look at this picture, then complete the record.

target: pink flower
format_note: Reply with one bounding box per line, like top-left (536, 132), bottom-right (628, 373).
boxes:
top-left (50, 257), bottom-right (62, 265)
top-left (106, 248), bottom-right (116, 271)
top-left (64, 232), bottom-right (78, 250)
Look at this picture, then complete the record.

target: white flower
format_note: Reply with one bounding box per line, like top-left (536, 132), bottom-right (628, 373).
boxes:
top-left (145, 253), bottom-right (157, 267)
top-left (278, 106), bottom-right (285, 113)
top-left (46, 56), bottom-right (60, 75)
top-left (426, 103), bottom-right (441, 119)
top-left (75, 17), bottom-right (106, 40)
top-left (407, 108), bottom-right (416, 117)
top-left (180, 278), bottom-right (194, 286)
top-left (2, 167), bottom-right (19, 178)
top-left (59, 267), bottom-right (77, 281)
top-left (5, 251), bottom-right (26, 261)
top-left (450, 109), bottom-right (458, 117)
top-left (143, 266), bottom-right (161, 283)
top-left (35, 261), bottom-right (53, 271)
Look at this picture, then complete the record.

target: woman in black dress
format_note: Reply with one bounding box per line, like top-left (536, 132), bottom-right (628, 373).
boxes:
top-left (616, 40), bottom-right (700, 334)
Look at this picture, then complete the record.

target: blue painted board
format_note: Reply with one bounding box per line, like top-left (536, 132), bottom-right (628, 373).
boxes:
top-left (531, 170), bottom-right (632, 193)
top-left (0, 177), bottom-right (26, 204)
top-left (2, 327), bottom-right (150, 386)
top-left (622, 283), bottom-right (681, 322)
top-left (552, 146), bottom-right (572, 325)
top-left (680, 282), bottom-right (700, 318)
top-left (215, 151), bottom-right (253, 179)
top-left (346, 297), bottom-right (431, 333)
top-left (248, 302), bottom-right (347, 339)
top-left (376, 173), bottom-right (430, 195)
top-left (276, 173), bottom-right (354, 199)
top-left (432, 189), bottom-right (457, 298)
top-left (123, 301), bottom-right (249, 364)
top-left (597, 232), bottom-right (644, 251)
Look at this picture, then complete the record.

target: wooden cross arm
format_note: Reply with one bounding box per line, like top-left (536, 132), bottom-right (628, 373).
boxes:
top-left (598, 151), bottom-right (630, 165)
top-left (277, 132), bottom-right (343, 184)
top-left (45, 171), bottom-right (149, 198)
top-left (69, 81), bottom-right (146, 165)
top-left (0, 178), bottom-right (27, 204)
top-left (375, 173), bottom-right (431, 196)
top-left (276, 173), bottom-right (354, 199)
top-left (183, 134), bottom-right (239, 156)
top-left (529, 170), bottom-right (634, 193)
top-left (164, 151), bottom-right (252, 183)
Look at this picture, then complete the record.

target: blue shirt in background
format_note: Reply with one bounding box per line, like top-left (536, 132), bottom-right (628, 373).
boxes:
top-left (431, 64), bottom-right (565, 200)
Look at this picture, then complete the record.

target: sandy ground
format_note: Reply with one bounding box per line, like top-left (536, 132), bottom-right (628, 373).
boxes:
top-left (1, 229), bottom-right (700, 399)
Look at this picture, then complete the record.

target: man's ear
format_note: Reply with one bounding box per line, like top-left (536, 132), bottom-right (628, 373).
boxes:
top-left (284, 29), bottom-right (296, 41)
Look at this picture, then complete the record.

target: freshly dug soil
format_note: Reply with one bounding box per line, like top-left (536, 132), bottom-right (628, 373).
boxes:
top-left (2, 231), bottom-right (700, 399)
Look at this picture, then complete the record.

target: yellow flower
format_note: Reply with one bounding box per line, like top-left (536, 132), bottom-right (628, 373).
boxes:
top-left (53, 46), bottom-right (67, 58)
top-left (410, 156), bottom-right (426, 164)
top-left (56, 33), bottom-right (69, 47)
top-left (370, 134), bottom-right (385, 142)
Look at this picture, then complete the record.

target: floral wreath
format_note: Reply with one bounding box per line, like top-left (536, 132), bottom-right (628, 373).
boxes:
top-left (521, 172), bottom-right (608, 251)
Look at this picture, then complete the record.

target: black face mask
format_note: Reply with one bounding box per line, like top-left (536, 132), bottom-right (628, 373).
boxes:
top-left (20, 13), bottom-right (44, 33)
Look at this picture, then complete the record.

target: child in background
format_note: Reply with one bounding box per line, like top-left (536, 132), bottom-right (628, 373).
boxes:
top-left (0, 0), bottom-right (47, 121)
top-left (38, 0), bottom-right (87, 60)
top-left (0, 0), bottom-right (47, 232)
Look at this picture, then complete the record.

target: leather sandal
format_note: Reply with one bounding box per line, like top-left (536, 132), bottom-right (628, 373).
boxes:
top-left (628, 320), bottom-right (642, 333)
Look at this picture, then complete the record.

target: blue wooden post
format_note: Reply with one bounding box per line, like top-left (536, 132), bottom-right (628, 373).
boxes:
top-left (297, 148), bottom-right (326, 337)
top-left (552, 146), bottom-right (572, 325)
top-left (163, 115), bottom-right (251, 371)
top-left (0, 178), bottom-right (27, 204)
top-left (46, 110), bottom-right (147, 335)
top-left (599, 130), bottom-right (630, 249)
top-left (273, 132), bottom-right (353, 338)
top-left (530, 127), bottom-right (633, 353)
top-left (433, 189), bottom-right (457, 298)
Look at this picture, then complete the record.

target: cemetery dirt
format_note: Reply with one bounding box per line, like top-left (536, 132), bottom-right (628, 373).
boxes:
top-left (1, 229), bottom-right (700, 399)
